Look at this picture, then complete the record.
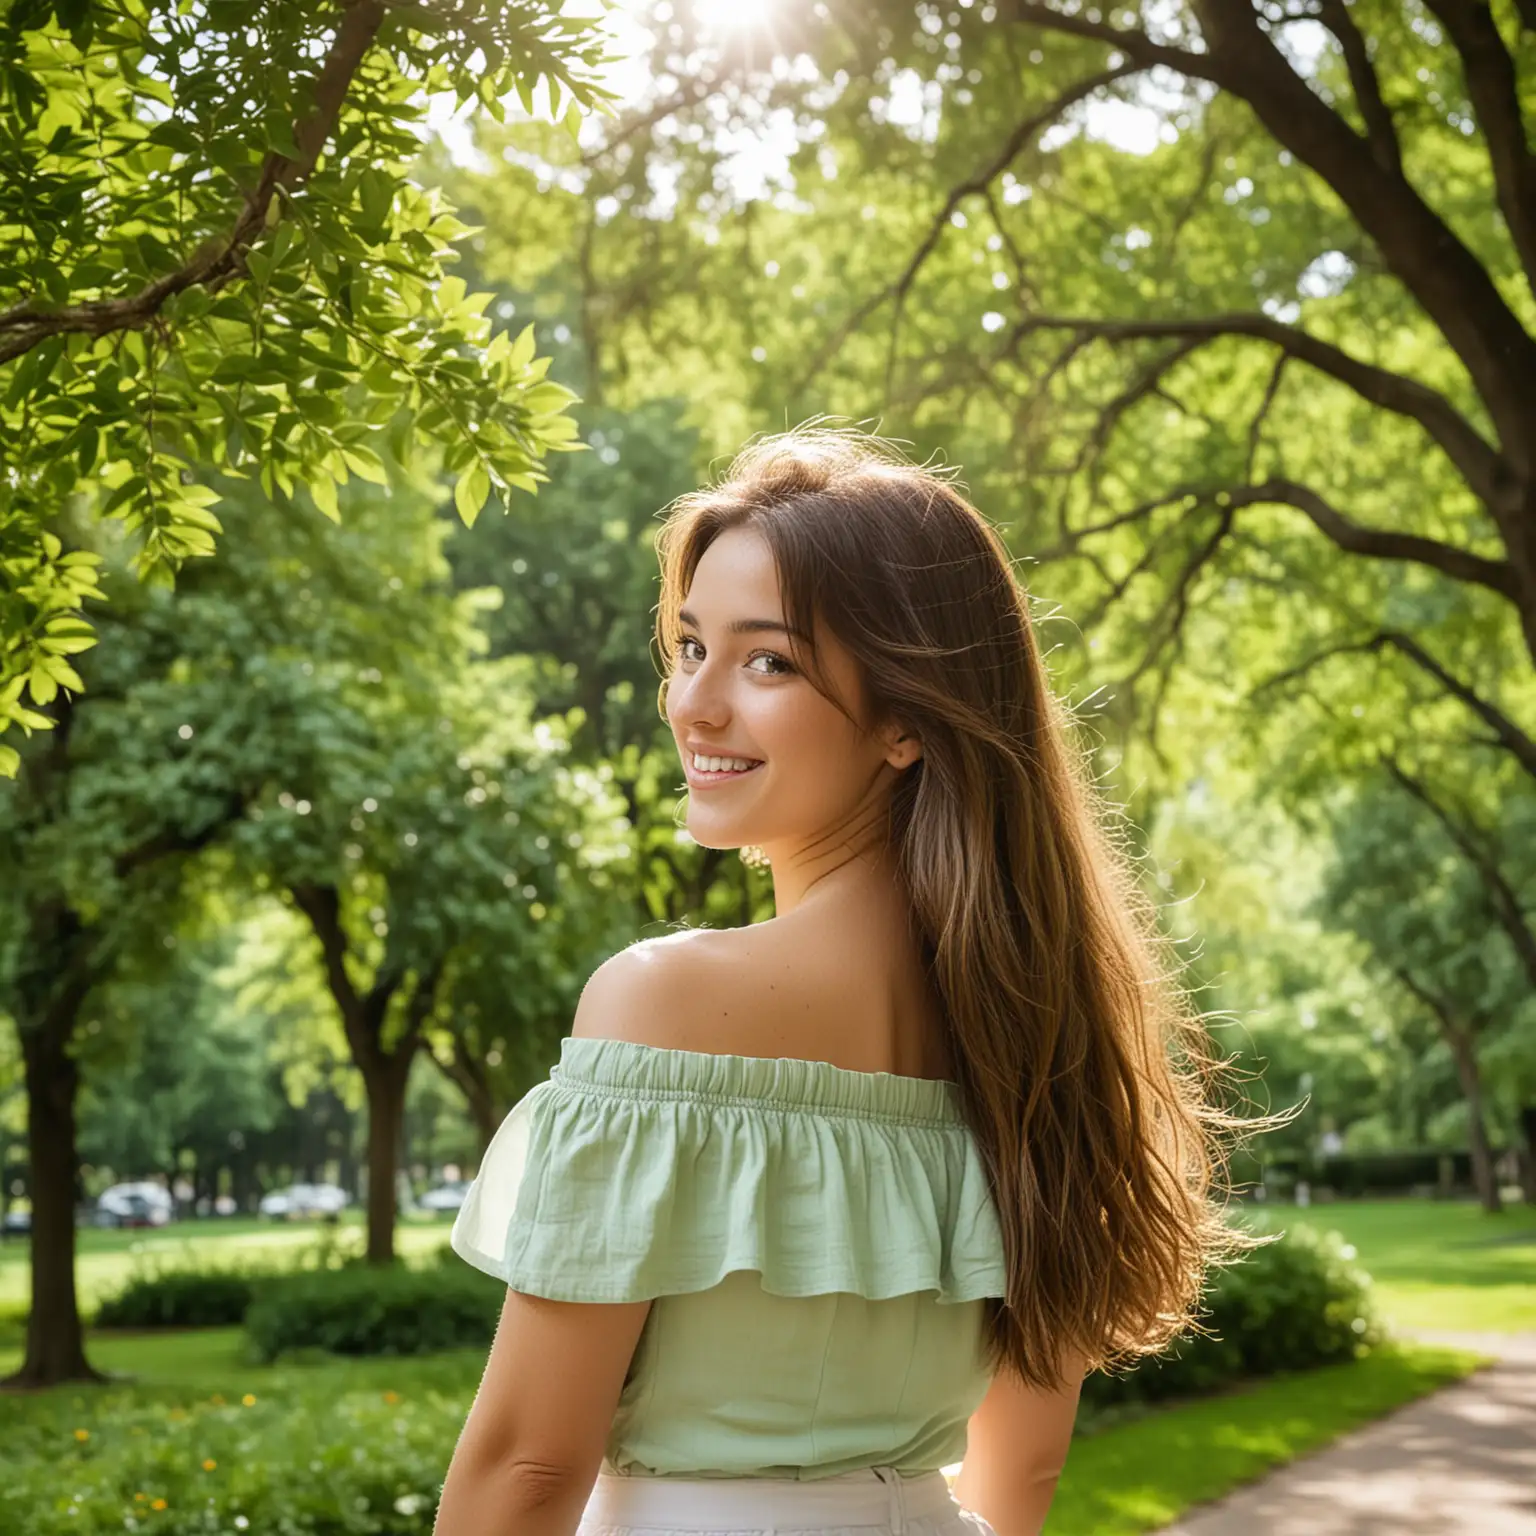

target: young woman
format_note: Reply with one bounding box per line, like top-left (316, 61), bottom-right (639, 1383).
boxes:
top-left (436, 428), bottom-right (1247, 1536)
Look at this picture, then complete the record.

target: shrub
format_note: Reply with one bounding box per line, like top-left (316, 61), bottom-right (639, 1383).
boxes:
top-left (1082, 1222), bottom-right (1381, 1412)
top-left (243, 1260), bottom-right (503, 1363)
top-left (95, 1269), bottom-right (259, 1330)
top-left (92, 1226), bottom-right (369, 1330)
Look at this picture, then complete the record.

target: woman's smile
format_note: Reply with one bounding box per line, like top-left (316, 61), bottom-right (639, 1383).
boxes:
top-left (684, 756), bottom-right (766, 789)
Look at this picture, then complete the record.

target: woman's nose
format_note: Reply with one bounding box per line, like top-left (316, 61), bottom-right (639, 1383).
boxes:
top-left (671, 663), bottom-right (729, 725)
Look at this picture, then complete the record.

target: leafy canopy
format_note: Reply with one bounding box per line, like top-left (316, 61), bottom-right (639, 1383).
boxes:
top-left (0, 0), bottom-right (618, 774)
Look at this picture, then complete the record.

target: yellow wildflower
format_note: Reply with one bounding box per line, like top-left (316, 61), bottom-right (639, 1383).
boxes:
top-left (210, 1394), bottom-right (226, 1405)
top-left (151, 1498), bottom-right (167, 1511)
top-left (202, 1458), bottom-right (217, 1471)
top-left (382, 1390), bottom-right (400, 1404)
top-left (241, 1393), bottom-right (256, 1406)
top-left (73, 1428), bottom-right (89, 1442)
top-left (135, 1494), bottom-right (145, 1503)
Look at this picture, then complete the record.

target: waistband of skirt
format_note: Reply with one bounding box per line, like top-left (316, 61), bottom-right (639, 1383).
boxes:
top-left (582, 1466), bottom-right (958, 1532)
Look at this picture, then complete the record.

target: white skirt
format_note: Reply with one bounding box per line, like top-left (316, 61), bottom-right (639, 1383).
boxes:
top-left (577, 1465), bottom-right (998, 1536)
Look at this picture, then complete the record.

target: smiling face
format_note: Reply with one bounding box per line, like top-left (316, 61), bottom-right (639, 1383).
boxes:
top-left (665, 525), bottom-right (918, 861)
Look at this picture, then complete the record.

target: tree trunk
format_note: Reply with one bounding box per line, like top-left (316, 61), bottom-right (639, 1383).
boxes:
top-left (1520, 1105), bottom-right (1536, 1205)
top-left (1, 1021), bottom-right (106, 1391)
top-left (361, 1050), bottom-right (414, 1264)
top-left (427, 1033), bottom-right (501, 1166)
top-left (1448, 1030), bottom-right (1502, 1214)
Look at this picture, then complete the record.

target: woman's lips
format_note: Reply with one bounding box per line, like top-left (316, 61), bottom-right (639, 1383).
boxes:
top-left (684, 760), bottom-right (765, 788)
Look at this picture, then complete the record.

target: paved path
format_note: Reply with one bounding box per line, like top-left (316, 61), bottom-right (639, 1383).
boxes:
top-left (1160, 1332), bottom-right (1536, 1534)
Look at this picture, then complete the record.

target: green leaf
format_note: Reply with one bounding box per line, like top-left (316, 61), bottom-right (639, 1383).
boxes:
top-left (341, 446), bottom-right (388, 485)
top-left (0, 744), bottom-right (19, 779)
top-left (508, 323), bottom-right (537, 370)
top-left (523, 382), bottom-right (577, 415)
top-left (311, 473), bottom-right (341, 523)
top-left (265, 117), bottom-right (304, 161)
top-left (40, 655), bottom-right (84, 692)
top-left (454, 462), bottom-right (491, 527)
top-left (359, 167), bottom-right (395, 232)
top-left (27, 666), bottom-right (58, 706)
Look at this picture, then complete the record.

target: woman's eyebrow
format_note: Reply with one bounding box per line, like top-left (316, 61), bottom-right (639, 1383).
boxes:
top-left (677, 607), bottom-right (805, 639)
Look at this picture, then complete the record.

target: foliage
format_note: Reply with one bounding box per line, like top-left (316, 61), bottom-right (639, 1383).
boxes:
top-left (242, 1250), bottom-right (502, 1362)
top-left (0, 0), bottom-right (617, 769)
top-left (89, 1225), bottom-right (358, 1328)
top-left (75, 933), bottom-right (284, 1184)
top-left (94, 1268), bottom-right (258, 1330)
top-left (1082, 1223), bottom-right (1380, 1412)
top-left (0, 1360), bottom-right (472, 1535)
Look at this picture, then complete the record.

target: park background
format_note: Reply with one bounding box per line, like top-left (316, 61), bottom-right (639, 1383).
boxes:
top-left (2, 0), bottom-right (1534, 1531)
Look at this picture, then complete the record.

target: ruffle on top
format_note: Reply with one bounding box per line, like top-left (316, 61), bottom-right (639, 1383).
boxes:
top-left (449, 1035), bottom-right (1007, 1305)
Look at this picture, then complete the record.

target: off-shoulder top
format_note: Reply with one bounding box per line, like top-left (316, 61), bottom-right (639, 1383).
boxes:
top-left (449, 1035), bottom-right (1008, 1480)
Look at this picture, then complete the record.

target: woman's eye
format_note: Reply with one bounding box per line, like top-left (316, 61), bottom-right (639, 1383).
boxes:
top-left (677, 638), bottom-right (792, 676)
top-left (748, 651), bottom-right (794, 676)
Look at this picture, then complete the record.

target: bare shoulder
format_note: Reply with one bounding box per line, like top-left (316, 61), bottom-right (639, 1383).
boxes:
top-left (570, 925), bottom-right (797, 1054)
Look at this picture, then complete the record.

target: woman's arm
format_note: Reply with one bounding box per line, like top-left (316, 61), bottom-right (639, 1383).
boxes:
top-left (951, 1352), bottom-right (1087, 1536)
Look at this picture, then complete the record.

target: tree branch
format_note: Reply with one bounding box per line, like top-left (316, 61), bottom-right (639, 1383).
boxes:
top-left (0, 0), bottom-right (388, 365)
top-left (113, 792), bottom-right (247, 880)
top-left (791, 64), bottom-right (1138, 398)
top-left (1317, 0), bottom-right (1402, 175)
top-left (1007, 0), bottom-right (1536, 446)
top-left (1246, 351), bottom-right (1288, 480)
top-left (1245, 479), bottom-right (1519, 601)
top-left (1384, 758), bottom-right (1536, 992)
top-left (1002, 1), bottom-right (1234, 83)
top-left (1006, 311), bottom-right (1504, 504)
top-left (1421, 0), bottom-right (1536, 294)
top-left (1071, 339), bottom-right (1203, 480)
top-left (1121, 504), bottom-right (1234, 689)
top-left (1251, 629), bottom-right (1536, 782)
top-left (291, 881), bottom-right (363, 1023)
top-left (1392, 965), bottom-right (1468, 1044)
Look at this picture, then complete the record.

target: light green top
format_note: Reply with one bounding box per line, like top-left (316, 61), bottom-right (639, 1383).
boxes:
top-left (450, 1035), bottom-right (1007, 1479)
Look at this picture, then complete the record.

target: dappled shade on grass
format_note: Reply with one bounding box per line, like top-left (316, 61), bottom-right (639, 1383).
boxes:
top-left (1047, 1345), bottom-right (1483, 1536)
top-left (1243, 1202), bottom-right (1536, 1331)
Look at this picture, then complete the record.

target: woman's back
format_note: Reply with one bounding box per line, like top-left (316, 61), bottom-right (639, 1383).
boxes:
top-left (603, 895), bottom-right (958, 1086)
top-left (450, 1019), bottom-right (1007, 1479)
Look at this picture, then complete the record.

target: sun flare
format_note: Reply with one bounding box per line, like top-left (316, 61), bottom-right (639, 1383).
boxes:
top-left (688, 0), bottom-right (779, 33)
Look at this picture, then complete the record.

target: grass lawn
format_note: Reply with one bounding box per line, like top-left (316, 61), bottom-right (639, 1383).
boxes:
top-left (0, 1211), bottom-right (455, 1319)
top-left (1242, 1198), bottom-right (1536, 1332)
top-left (0, 1321), bottom-right (483, 1403)
top-left (1044, 1343), bottom-right (1485, 1534)
top-left (0, 1327), bottom-right (1481, 1536)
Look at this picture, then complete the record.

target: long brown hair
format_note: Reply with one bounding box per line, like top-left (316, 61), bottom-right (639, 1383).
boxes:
top-left (652, 426), bottom-right (1259, 1390)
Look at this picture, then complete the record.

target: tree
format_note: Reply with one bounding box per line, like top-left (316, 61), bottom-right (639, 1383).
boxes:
top-left (451, 4), bottom-right (1536, 1170)
top-left (75, 929), bottom-right (283, 1211)
top-left (1316, 773), bottom-right (1534, 1211)
top-left (0, 456), bottom-right (463, 1388)
top-left (210, 454), bottom-right (638, 1263)
top-left (462, 3), bottom-right (1533, 784)
top-left (0, 0), bottom-right (612, 769)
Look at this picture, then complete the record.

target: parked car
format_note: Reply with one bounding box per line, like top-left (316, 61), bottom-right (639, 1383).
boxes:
top-left (418, 1180), bottom-right (470, 1214)
top-left (1, 1208), bottom-right (30, 1236)
top-left (94, 1182), bottom-right (174, 1229)
top-left (258, 1182), bottom-right (350, 1220)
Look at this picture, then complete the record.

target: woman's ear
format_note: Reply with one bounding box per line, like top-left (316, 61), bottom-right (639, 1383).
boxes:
top-left (885, 726), bottom-right (922, 770)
